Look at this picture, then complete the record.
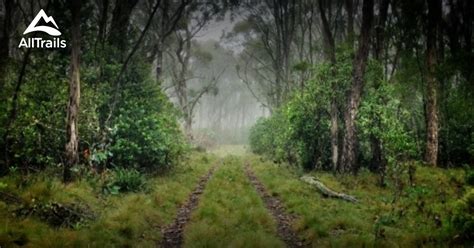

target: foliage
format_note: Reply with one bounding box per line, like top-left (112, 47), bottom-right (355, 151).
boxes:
top-left (248, 155), bottom-right (467, 246)
top-left (358, 60), bottom-right (417, 167)
top-left (450, 188), bottom-right (474, 240)
top-left (103, 168), bottom-right (146, 194)
top-left (108, 74), bottom-right (186, 171)
top-left (0, 52), bottom-right (68, 170)
top-left (0, 5), bottom-right (188, 176)
top-left (0, 44), bottom-right (186, 174)
top-left (249, 112), bottom-right (292, 164)
top-left (249, 48), bottom-right (353, 170)
top-left (248, 118), bottom-right (272, 155)
top-left (249, 52), bottom-right (425, 174)
top-left (465, 168), bottom-right (474, 186)
top-left (438, 83), bottom-right (474, 166)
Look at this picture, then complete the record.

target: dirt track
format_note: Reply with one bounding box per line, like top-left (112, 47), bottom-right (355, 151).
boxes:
top-left (159, 164), bottom-right (219, 247)
top-left (245, 163), bottom-right (306, 248)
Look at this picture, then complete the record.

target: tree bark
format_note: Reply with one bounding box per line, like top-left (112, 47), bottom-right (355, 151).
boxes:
top-left (318, 0), bottom-right (339, 172)
top-left (341, 0), bottom-right (374, 173)
top-left (374, 0), bottom-right (390, 60)
top-left (97, 0), bottom-right (109, 47)
top-left (345, 0), bottom-right (354, 46)
top-left (155, 0), bottom-right (168, 82)
top-left (424, 0), bottom-right (441, 167)
top-left (370, 0), bottom-right (389, 183)
top-left (108, 0), bottom-right (139, 56)
top-left (64, 0), bottom-right (82, 183)
top-left (155, 0), bottom-right (189, 81)
top-left (1, 49), bottom-right (31, 175)
top-left (0, 0), bottom-right (12, 58)
top-left (173, 20), bottom-right (192, 136)
top-left (0, 0), bottom-right (13, 93)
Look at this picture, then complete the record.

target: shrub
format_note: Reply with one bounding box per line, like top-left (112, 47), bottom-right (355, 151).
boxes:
top-left (249, 51), bottom-right (352, 170)
top-left (450, 188), bottom-right (474, 240)
top-left (249, 112), bottom-right (295, 164)
top-left (465, 168), bottom-right (474, 186)
top-left (108, 77), bottom-right (186, 171)
top-left (249, 117), bottom-right (277, 156)
top-left (104, 168), bottom-right (146, 194)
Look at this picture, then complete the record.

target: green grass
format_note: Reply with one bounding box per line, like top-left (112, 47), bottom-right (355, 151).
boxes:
top-left (0, 152), bottom-right (216, 247)
top-left (209, 145), bottom-right (249, 157)
top-left (183, 156), bottom-right (285, 248)
top-left (1, 151), bottom-right (470, 247)
top-left (248, 155), bottom-right (470, 247)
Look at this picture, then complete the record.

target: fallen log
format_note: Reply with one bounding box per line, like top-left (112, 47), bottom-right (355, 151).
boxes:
top-left (300, 175), bottom-right (358, 203)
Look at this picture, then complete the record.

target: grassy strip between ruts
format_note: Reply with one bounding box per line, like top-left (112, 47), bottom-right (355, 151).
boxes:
top-left (248, 155), bottom-right (468, 247)
top-left (0, 152), bottom-right (215, 247)
top-left (183, 155), bottom-right (285, 247)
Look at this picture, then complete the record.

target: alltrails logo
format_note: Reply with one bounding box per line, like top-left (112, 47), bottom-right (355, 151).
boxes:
top-left (18, 9), bottom-right (66, 48)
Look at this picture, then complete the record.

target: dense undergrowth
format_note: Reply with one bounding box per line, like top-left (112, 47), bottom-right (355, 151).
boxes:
top-left (248, 155), bottom-right (473, 246)
top-left (0, 152), bottom-right (215, 247)
top-left (249, 57), bottom-right (473, 171)
top-left (247, 48), bottom-right (474, 245)
top-left (1, 42), bottom-right (187, 177)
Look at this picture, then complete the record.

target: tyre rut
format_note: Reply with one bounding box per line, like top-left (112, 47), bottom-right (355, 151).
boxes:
top-left (245, 163), bottom-right (306, 248)
top-left (159, 162), bottom-right (219, 247)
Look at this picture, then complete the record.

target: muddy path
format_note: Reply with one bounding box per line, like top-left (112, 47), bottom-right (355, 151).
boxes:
top-left (159, 163), bottom-right (219, 247)
top-left (245, 163), bottom-right (306, 248)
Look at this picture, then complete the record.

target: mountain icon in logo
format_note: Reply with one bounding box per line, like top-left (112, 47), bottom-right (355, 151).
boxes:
top-left (23, 9), bottom-right (61, 36)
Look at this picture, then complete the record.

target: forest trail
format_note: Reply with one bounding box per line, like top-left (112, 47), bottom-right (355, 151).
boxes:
top-left (160, 162), bottom-right (220, 247)
top-left (158, 147), bottom-right (305, 247)
top-left (245, 163), bottom-right (305, 247)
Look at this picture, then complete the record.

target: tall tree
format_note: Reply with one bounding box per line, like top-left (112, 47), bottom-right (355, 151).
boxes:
top-left (2, 49), bottom-right (30, 174)
top-left (369, 0), bottom-right (390, 184)
top-left (96, 0), bottom-right (109, 48)
top-left (345, 0), bottom-right (354, 45)
top-left (340, 0), bottom-right (374, 173)
top-left (108, 0), bottom-right (140, 56)
top-left (318, 0), bottom-right (339, 172)
top-left (150, 0), bottom-right (189, 81)
top-left (0, 0), bottom-right (13, 93)
top-left (424, 0), bottom-right (441, 166)
top-left (64, 0), bottom-right (82, 183)
top-left (236, 0), bottom-right (298, 109)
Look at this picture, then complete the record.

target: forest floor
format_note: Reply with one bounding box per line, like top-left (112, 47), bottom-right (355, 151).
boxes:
top-left (0, 145), bottom-right (471, 247)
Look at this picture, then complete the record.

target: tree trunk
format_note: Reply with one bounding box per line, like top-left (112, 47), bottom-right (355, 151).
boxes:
top-left (345, 0), bottom-right (354, 46)
top-left (341, 0), bottom-right (374, 173)
top-left (374, 0), bottom-right (390, 61)
top-left (108, 0), bottom-right (139, 56)
top-left (424, 0), bottom-right (441, 167)
top-left (0, 0), bottom-right (12, 58)
top-left (64, 0), bottom-right (82, 183)
top-left (97, 0), bottom-right (109, 47)
top-left (155, 0), bottom-right (168, 82)
top-left (184, 114), bottom-right (192, 137)
top-left (1, 49), bottom-right (31, 175)
top-left (0, 0), bottom-right (13, 93)
top-left (370, 0), bottom-right (390, 183)
top-left (318, 0), bottom-right (339, 172)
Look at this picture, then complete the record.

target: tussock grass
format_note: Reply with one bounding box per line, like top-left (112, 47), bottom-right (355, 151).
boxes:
top-left (0, 152), bottom-right (216, 247)
top-left (248, 155), bottom-right (470, 247)
top-left (183, 156), bottom-right (285, 247)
